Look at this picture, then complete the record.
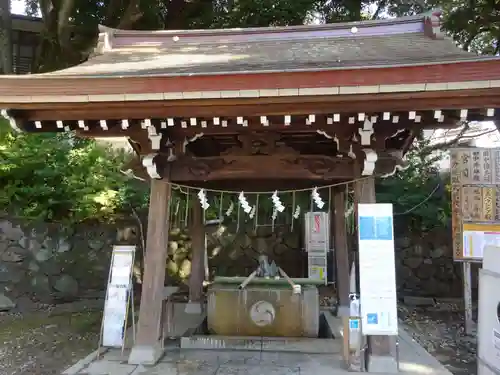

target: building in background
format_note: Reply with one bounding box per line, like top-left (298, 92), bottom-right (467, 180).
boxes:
top-left (10, 14), bottom-right (41, 74)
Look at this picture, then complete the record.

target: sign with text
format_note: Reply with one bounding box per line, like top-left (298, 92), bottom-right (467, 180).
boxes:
top-left (304, 212), bottom-right (330, 253)
top-left (101, 245), bottom-right (135, 348)
top-left (451, 148), bottom-right (500, 261)
top-left (462, 223), bottom-right (500, 260)
top-left (358, 203), bottom-right (398, 336)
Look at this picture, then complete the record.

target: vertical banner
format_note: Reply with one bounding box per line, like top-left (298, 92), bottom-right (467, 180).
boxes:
top-left (102, 245), bottom-right (135, 348)
top-left (304, 212), bottom-right (329, 284)
top-left (304, 212), bottom-right (330, 252)
top-left (358, 203), bottom-right (398, 336)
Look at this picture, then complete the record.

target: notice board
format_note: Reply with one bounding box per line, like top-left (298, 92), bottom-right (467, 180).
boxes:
top-left (451, 148), bottom-right (500, 261)
top-left (358, 203), bottom-right (398, 336)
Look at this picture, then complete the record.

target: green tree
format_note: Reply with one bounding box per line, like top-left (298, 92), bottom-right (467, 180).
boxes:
top-left (21, 0), bottom-right (497, 73)
top-left (0, 0), bottom-right (11, 73)
top-left (376, 139), bottom-right (451, 233)
top-left (0, 118), bottom-right (148, 222)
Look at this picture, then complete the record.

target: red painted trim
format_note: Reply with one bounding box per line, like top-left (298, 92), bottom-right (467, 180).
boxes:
top-left (0, 60), bottom-right (499, 97)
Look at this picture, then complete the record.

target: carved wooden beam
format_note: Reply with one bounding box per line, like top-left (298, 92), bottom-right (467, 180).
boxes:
top-left (167, 154), bottom-right (356, 182)
top-left (374, 150), bottom-right (409, 177)
top-left (122, 149), bottom-right (409, 184)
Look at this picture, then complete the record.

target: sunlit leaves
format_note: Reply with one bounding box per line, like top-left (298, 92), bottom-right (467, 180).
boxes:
top-left (0, 126), bottom-right (148, 222)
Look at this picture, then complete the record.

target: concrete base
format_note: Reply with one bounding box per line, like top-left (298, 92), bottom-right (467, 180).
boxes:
top-left (180, 335), bottom-right (342, 354)
top-left (184, 301), bottom-right (202, 314)
top-left (128, 342), bottom-right (164, 365)
top-left (367, 355), bottom-right (399, 373)
top-left (63, 323), bottom-right (455, 375)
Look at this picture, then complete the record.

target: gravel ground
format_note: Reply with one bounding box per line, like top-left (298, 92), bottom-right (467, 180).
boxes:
top-left (399, 301), bottom-right (477, 375)
top-left (0, 310), bottom-right (100, 375)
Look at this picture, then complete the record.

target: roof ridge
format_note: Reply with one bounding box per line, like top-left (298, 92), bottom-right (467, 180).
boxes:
top-left (98, 14), bottom-right (425, 36)
top-left (94, 12), bottom-right (447, 56)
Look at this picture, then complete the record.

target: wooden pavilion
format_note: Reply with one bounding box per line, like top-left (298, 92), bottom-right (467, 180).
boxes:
top-left (1, 9), bottom-right (500, 371)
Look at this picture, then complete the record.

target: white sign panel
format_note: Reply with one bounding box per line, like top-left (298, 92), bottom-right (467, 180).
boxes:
top-left (358, 204), bottom-right (398, 336)
top-left (463, 230), bottom-right (500, 259)
top-left (304, 212), bottom-right (330, 252)
top-left (308, 255), bottom-right (327, 282)
top-left (102, 245), bottom-right (135, 348)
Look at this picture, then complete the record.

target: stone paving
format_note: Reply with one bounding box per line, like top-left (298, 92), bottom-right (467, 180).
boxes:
top-left (64, 327), bottom-right (454, 375)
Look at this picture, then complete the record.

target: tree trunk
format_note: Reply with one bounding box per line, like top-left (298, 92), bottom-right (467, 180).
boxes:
top-left (0, 0), bottom-right (12, 74)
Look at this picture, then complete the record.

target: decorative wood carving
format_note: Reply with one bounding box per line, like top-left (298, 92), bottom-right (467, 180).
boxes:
top-left (175, 156), bottom-right (229, 179)
top-left (283, 156), bottom-right (350, 180)
top-left (142, 154), bottom-right (161, 179)
top-left (423, 9), bottom-right (444, 39)
top-left (1, 110), bottom-right (21, 132)
top-left (374, 150), bottom-right (409, 177)
top-left (169, 154), bottom-right (354, 182)
top-left (361, 149), bottom-right (378, 176)
top-left (146, 125), bottom-right (162, 150)
top-left (221, 133), bottom-right (297, 156)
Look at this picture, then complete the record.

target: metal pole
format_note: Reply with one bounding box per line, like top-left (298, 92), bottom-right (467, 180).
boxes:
top-left (462, 261), bottom-right (474, 335)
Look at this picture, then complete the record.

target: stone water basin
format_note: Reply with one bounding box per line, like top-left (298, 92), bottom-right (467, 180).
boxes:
top-left (207, 281), bottom-right (320, 338)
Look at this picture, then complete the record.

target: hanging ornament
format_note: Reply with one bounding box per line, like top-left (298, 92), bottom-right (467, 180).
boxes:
top-left (238, 192), bottom-right (252, 214)
top-left (311, 187), bottom-right (325, 209)
top-left (293, 205), bottom-right (301, 219)
top-left (197, 189), bottom-right (210, 210)
top-left (225, 202), bottom-right (234, 217)
top-left (249, 205), bottom-right (256, 219)
top-left (272, 207), bottom-right (278, 221)
top-left (271, 191), bottom-right (285, 213)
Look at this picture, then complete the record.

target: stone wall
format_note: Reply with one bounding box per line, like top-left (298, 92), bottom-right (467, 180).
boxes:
top-left (0, 217), bottom-right (138, 310)
top-left (394, 227), bottom-right (477, 298)
top-left (167, 224), bottom-right (303, 284)
top-left (0, 215), bottom-right (474, 310)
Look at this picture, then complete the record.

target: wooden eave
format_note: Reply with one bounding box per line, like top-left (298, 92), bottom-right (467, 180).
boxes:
top-left (1, 60), bottom-right (500, 106)
top-left (4, 87), bottom-right (500, 124)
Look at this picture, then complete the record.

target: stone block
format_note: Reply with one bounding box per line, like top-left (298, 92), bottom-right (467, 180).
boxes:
top-left (0, 293), bottom-right (15, 311)
top-left (403, 296), bottom-right (436, 306)
top-left (132, 363), bottom-right (177, 375)
top-left (81, 360), bottom-right (137, 375)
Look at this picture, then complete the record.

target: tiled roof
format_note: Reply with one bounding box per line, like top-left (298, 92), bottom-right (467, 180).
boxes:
top-left (39, 11), bottom-right (491, 78)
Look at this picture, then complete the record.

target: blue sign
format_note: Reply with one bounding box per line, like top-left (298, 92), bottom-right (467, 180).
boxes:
top-left (375, 217), bottom-right (393, 240)
top-left (359, 216), bottom-right (393, 241)
top-left (349, 319), bottom-right (360, 330)
top-left (359, 216), bottom-right (376, 240)
top-left (367, 313), bottom-right (378, 325)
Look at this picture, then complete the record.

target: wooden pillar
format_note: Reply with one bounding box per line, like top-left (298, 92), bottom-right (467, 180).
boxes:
top-left (129, 179), bottom-right (171, 365)
top-left (186, 197), bottom-right (205, 313)
top-left (355, 177), bottom-right (398, 373)
top-left (333, 188), bottom-right (350, 311)
top-left (332, 188), bottom-right (353, 368)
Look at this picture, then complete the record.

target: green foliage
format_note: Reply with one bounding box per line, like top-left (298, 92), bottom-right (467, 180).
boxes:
top-left (376, 139), bottom-right (451, 233)
top-left (19, 0), bottom-right (497, 74)
top-left (0, 118), bottom-right (148, 222)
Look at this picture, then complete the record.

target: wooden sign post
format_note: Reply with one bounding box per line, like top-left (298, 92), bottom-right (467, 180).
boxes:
top-left (450, 148), bottom-right (500, 335)
top-left (98, 245), bottom-right (137, 356)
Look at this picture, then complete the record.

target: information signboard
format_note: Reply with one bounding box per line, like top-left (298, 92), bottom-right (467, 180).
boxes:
top-left (304, 212), bottom-right (330, 253)
top-left (101, 245), bottom-right (135, 348)
top-left (451, 148), bottom-right (500, 261)
top-left (462, 223), bottom-right (500, 260)
top-left (358, 203), bottom-right (398, 336)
